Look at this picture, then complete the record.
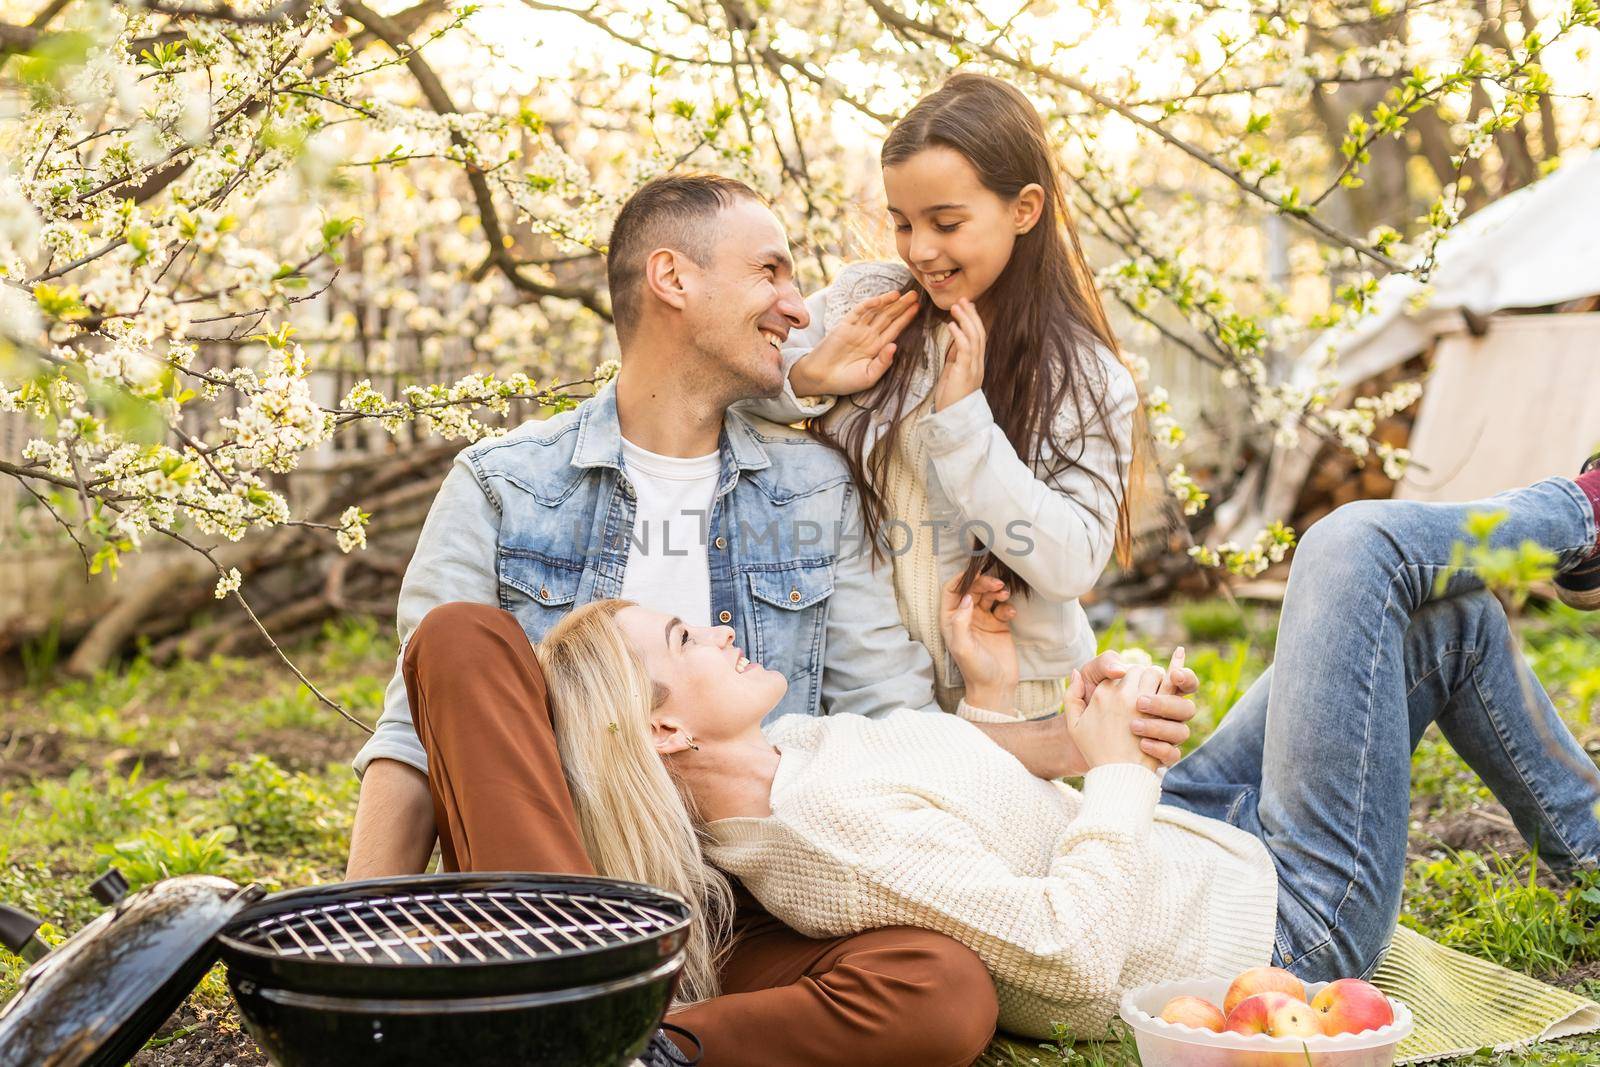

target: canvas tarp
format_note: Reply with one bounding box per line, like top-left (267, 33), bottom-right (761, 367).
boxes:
top-left (1395, 313), bottom-right (1600, 503)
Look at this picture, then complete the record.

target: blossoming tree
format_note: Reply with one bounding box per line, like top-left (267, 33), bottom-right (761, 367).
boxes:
top-left (1, 0), bottom-right (1594, 717)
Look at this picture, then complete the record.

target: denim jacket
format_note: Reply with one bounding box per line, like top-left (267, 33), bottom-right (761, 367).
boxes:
top-left (354, 380), bottom-right (939, 777)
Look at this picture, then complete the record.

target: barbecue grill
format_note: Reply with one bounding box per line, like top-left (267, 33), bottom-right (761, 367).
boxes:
top-left (0, 871), bottom-right (695, 1067)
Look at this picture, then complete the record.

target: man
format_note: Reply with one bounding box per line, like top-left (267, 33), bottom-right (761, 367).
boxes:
top-left (347, 174), bottom-right (1196, 1067)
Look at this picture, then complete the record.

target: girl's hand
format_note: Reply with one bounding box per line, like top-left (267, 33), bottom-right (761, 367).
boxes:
top-left (933, 298), bottom-right (986, 412)
top-left (788, 290), bottom-right (919, 397)
top-left (940, 572), bottom-right (1019, 711)
top-left (1065, 663), bottom-right (1166, 772)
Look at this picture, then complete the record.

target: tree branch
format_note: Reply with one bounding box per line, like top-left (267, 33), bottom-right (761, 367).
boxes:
top-left (863, 0), bottom-right (1408, 273)
top-left (343, 0), bottom-right (611, 320)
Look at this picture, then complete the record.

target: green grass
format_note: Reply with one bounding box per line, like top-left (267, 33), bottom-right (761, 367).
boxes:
top-left (2, 604), bottom-right (1599, 1064)
top-left (0, 616), bottom-right (384, 1032)
top-left (1402, 851), bottom-right (1600, 977)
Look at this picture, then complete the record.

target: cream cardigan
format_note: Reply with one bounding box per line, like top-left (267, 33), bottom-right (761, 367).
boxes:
top-left (705, 708), bottom-right (1279, 1040)
top-left (740, 262), bottom-right (1139, 714)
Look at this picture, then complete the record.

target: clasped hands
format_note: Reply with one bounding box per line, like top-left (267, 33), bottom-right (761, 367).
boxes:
top-left (939, 573), bottom-right (1198, 776)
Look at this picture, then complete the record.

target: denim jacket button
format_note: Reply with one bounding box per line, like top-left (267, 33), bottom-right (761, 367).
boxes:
top-left (539, 586), bottom-right (549, 599)
top-left (714, 536), bottom-right (727, 550)
top-left (718, 610), bottom-right (732, 624)
top-left (789, 589), bottom-right (802, 602)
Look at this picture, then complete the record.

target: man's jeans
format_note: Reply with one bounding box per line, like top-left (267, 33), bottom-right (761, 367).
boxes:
top-left (1161, 479), bottom-right (1600, 983)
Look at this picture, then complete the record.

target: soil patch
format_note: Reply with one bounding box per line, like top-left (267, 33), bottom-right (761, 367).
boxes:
top-left (1410, 800), bottom-right (1525, 859)
top-left (250, 725), bottom-right (361, 771)
top-left (131, 1007), bottom-right (267, 1067)
top-left (1548, 960), bottom-right (1600, 990)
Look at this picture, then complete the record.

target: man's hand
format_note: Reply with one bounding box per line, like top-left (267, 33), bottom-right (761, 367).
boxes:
top-left (789, 290), bottom-right (919, 397)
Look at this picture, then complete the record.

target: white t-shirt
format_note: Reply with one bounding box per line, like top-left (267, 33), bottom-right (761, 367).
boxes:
top-left (619, 437), bottom-right (719, 627)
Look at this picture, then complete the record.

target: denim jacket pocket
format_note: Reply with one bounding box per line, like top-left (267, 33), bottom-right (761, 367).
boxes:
top-left (499, 549), bottom-right (584, 629)
top-left (746, 561), bottom-right (834, 716)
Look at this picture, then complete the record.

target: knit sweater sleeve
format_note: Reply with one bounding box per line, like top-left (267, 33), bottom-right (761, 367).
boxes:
top-left (919, 344), bottom-right (1138, 603)
top-left (816, 762), bottom-right (1160, 1005)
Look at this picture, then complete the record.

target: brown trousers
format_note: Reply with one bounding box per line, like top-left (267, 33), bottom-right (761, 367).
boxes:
top-left (405, 602), bottom-right (999, 1067)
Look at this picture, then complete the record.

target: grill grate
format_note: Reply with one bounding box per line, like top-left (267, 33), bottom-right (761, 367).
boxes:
top-left (229, 889), bottom-right (682, 966)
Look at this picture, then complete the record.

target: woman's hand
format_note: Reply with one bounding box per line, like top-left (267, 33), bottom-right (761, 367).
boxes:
top-left (788, 290), bottom-right (919, 397)
top-left (932, 298), bottom-right (986, 412)
top-left (1065, 662), bottom-right (1167, 773)
top-left (940, 572), bottom-right (1019, 712)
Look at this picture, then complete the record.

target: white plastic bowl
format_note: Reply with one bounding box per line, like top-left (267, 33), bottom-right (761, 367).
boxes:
top-left (1119, 977), bottom-right (1413, 1067)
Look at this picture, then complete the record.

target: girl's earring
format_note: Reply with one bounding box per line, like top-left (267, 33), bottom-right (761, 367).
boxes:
top-left (684, 732), bottom-right (700, 752)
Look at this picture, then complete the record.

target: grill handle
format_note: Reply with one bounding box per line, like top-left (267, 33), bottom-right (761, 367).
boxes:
top-left (91, 868), bottom-right (130, 906)
top-left (0, 905), bottom-right (48, 965)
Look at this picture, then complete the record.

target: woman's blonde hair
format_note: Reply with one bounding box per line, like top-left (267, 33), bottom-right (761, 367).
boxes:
top-left (535, 599), bottom-right (735, 1006)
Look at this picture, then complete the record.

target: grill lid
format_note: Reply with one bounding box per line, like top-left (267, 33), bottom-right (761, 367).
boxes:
top-left (0, 873), bottom-right (264, 1067)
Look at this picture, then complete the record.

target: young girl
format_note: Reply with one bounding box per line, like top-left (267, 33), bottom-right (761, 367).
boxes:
top-left (533, 470), bottom-right (1600, 1041)
top-left (745, 72), bottom-right (1142, 717)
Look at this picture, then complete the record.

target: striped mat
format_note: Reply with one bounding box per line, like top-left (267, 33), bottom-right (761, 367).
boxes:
top-left (976, 924), bottom-right (1600, 1065)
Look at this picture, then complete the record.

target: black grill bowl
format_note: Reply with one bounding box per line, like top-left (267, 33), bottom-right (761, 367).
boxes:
top-left (217, 873), bottom-right (691, 1067)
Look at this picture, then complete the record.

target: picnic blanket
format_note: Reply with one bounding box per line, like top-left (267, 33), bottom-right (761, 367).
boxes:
top-left (976, 924), bottom-right (1600, 1065)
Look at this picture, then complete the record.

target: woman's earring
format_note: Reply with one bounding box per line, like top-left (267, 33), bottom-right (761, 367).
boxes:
top-left (684, 732), bottom-right (700, 752)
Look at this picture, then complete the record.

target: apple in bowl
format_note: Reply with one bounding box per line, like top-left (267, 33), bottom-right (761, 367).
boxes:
top-left (1222, 966), bottom-right (1307, 1015)
top-left (1157, 994), bottom-right (1226, 1032)
top-left (1220, 989), bottom-right (1326, 1067)
top-left (1224, 991), bottom-right (1322, 1039)
top-left (1312, 978), bottom-right (1395, 1035)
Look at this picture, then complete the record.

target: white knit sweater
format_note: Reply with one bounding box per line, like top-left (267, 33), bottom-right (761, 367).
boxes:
top-left (704, 709), bottom-right (1279, 1039)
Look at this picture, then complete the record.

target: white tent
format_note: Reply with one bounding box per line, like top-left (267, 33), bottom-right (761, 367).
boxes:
top-left (1222, 150), bottom-right (1600, 536)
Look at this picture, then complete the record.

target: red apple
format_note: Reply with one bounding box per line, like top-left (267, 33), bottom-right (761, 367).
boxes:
top-left (1223, 966), bottom-right (1308, 1014)
top-left (1311, 978), bottom-right (1395, 1035)
top-left (1157, 994), bottom-right (1226, 1031)
top-left (1225, 991), bottom-right (1324, 1039)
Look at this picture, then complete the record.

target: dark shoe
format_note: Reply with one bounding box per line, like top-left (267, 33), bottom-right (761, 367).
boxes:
top-left (1556, 453), bottom-right (1600, 610)
top-left (639, 1024), bottom-right (701, 1067)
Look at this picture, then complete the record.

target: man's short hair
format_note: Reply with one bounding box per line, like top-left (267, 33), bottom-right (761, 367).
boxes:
top-left (605, 173), bottom-right (763, 339)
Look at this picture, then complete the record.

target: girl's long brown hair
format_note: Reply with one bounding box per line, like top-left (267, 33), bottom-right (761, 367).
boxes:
top-left (817, 73), bottom-right (1142, 594)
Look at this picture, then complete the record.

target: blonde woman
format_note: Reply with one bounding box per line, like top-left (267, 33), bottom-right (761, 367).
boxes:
top-left (536, 480), bottom-right (1600, 1039)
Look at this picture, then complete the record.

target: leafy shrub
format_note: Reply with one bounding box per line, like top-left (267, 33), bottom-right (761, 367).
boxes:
top-left (1178, 599), bottom-right (1250, 643)
top-left (98, 826), bottom-right (248, 888)
top-left (251, 687), bottom-right (325, 731)
top-left (30, 764), bottom-right (178, 844)
top-left (1183, 640), bottom-right (1267, 744)
top-left (1410, 732), bottom-right (1494, 813)
top-left (219, 755), bottom-right (355, 854)
top-left (314, 615), bottom-right (392, 672)
top-left (1524, 606), bottom-right (1600, 726)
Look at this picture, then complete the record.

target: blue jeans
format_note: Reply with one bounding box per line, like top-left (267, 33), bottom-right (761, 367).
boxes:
top-left (1161, 478), bottom-right (1600, 983)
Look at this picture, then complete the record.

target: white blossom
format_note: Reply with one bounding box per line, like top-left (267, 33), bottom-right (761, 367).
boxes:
top-left (214, 567), bottom-right (243, 599)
